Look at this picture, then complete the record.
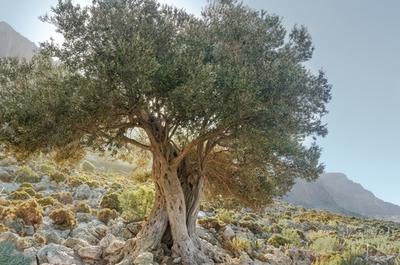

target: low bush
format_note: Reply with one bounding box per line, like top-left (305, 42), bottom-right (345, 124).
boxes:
top-left (19, 183), bottom-right (34, 189)
top-left (52, 192), bottom-right (73, 204)
top-left (100, 192), bottom-right (122, 212)
top-left (97, 208), bottom-right (118, 224)
top-left (17, 187), bottom-right (36, 196)
top-left (216, 209), bottom-right (236, 224)
top-left (75, 202), bottom-right (91, 213)
top-left (38, 196), bottom-right (56, 207)
top-left (310, 236), bottom-right (339, 254)
top-left (267, 234), bottom-right (291, 248)
top-left (49, 171), bottom-right (66, 183)
top-left (15, 199), bottom-right (43, 226)
top-left (49, 208), bottom-right (76, 229)
top-left (119, 185), bottom-right (154, 221)
top-left (15, 166), bottom-right (40, 183)
top-left (227, 237), bottom-right (251, 256)
top-left (8, 190), bottom-right (31, 200)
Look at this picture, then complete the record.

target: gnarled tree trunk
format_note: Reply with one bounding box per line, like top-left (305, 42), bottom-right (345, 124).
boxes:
top-left (129, 145), bottom-right (209, 265)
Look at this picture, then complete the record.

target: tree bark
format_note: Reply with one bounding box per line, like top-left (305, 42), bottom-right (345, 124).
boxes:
top-left (129, 148), bottom-right (209, 265)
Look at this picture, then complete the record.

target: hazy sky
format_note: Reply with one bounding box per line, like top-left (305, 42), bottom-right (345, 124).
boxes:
top-left (1, 0), bottom-right (400, 204)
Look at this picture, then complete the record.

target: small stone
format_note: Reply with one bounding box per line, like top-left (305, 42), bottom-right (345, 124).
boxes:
top-left (77, 245), bottom-right (102, 260)
top-left (37, 243), bottom-right (81, 265)
top-left (64, 237), bottom-right (90, 251)
top-left (134, 252), bottom-right (154, 265)
top-left (221, 224), bottom-right (235, 241)
top-left (172, 257), bottom-right (182, 264)
top-left (99, 233), bottom-right (116, 248)
top-left (104, 240), bottom-right (125, 255)
top-left (74, 184), bottom-right (91, 200)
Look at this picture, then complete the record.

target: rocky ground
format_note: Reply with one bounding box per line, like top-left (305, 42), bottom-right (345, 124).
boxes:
top-left (0, 157), bottom-right (400, 265)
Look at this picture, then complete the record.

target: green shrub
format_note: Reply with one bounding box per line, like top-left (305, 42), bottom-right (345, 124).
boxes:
top-left (267, 234), bottom-right (291, 248)
top-left (132, 170), bottom-right (151, 183)
top-left (33, 233), bottom-right (46, 246)
top-left (227, 237), bottom-right (251, 256)
top-left (75, 202), bottom-right (91, 213)
top-left (38, 196), bottom-right (56, 207)
top-left (119, 185), bottom-right (154, 221)
top-left (19, 183), bottom-right (34, 189)
top-left (49, 208), bottom-right (76, 229)
top-left (16, 187), bottom-right (36, 196)
top-left (282, 228), bottom-right (304, 247)
top-left (216, 209), bottom-right (236, 224)
top-left (52, 192), bottom-right (73, 204)
top-left (110, 182), bottom-right (123, 191)
top-left (15, 199), bottom-right (43, 226)
top-left (97, 208), bottom-right (118, 224)
top-left (15, 166), bottom-right (40, 183)
top-left (310, 236), bottom-right (339, 254)
top-left (67, 175), bottom-right (99, 188)
top-left (49, 171), bottom-right (66, 183)
top-left (313, 252), bottom-right (364, 265)
top-left (101, 192), bottom-right (122, 212)
top-left (39, 162), bottom-right (55, 175)
top-left (8, 191), bottom-right (31, 200)
top-left (67, 175), bottom-right (87, 187)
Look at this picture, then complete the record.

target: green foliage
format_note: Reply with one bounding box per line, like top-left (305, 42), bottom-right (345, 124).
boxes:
top-left (132, 170), bottom-right (151, 183)
top-left (100, 192), bottom-right (122, 212)
top-left (15, 199), bottom-right (43, 226)
top-left (310, 236), bottom-right (339, 254)
top-left (119, 185), bottom-right (155, 221)
top-left (19, 183), bottom-right (34, 189)
top-left (51, 192), bottom-right (73, 204)
top-left (75, 202), bottom-right (91, 213)
top-left (67, 175), bottom-right (99, 188)
top-left (267, 234), bottom-right (291, 248)
top-left (16, 187), bottom-right (36, 196)
top-left (227, 237), bottom-right (251, 255)
top-left (0, 242), bottom-right (32, 265)
top-left (216, 209), bottom-right (236, 224)
top-left (33, 233), bottom-right (46, 246)
top-left (49, 208), bottom-right (76, 229)
top-left (0, 0), bottom-right (331, 208)
top-left (313, 252), bottom-right (364, 265)
top-left (8, 190), bottom-right (31, 200)
top-left (15, 166), bottom-right (40, 183)
top-left (38, 196), bottom-right (56, 207)
top-left (281, 228), bottom-right (304, 247)
top-left (97, 208), bottom-right (118, 224)
top-left (49, 171), bottom-right (66, 183)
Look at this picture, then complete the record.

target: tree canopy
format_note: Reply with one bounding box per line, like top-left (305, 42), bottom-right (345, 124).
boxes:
top-left (0, 0), bottom-right (331, 263)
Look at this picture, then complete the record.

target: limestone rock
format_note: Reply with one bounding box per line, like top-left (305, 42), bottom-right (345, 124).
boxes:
top-left (37, 243), bottom-right (82, 265)
top-left (77, 245), bottom-right (102, 260)
top-left (134, 252), bottom-right (154, 265)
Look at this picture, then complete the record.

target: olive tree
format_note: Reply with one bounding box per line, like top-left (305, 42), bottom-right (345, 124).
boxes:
top-left (0, 0), bottom-right (331, 263)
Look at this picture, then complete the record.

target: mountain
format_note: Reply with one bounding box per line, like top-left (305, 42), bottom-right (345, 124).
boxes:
top-left (0, 21), bottom-right (37, 59)
top-left (283, 172), bottom-right (400, 219)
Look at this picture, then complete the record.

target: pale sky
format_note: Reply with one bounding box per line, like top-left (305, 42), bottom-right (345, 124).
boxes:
top-left (1, 0), bottom-right (400, 205)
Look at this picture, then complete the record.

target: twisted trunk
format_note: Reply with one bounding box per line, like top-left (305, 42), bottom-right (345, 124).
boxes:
top-left (130, 148), bottom-right (209, 265)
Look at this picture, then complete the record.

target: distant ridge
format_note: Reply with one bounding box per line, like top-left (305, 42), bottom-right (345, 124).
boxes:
top-left (284, 172), bottom-right (400, 219)
top-left (0, 21), bottom-right (37, 59)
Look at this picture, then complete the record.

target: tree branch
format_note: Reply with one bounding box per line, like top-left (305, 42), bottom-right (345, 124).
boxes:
top-left (118, 135), bottom-right (152, 151)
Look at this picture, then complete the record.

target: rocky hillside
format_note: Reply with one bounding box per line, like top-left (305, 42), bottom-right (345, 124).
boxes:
top-left (0, 21), bottom-right (37, 59)
top-left (1, 158), bottom-right (400, 265)
top-left (284, 173), bottom-right (400, 219)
